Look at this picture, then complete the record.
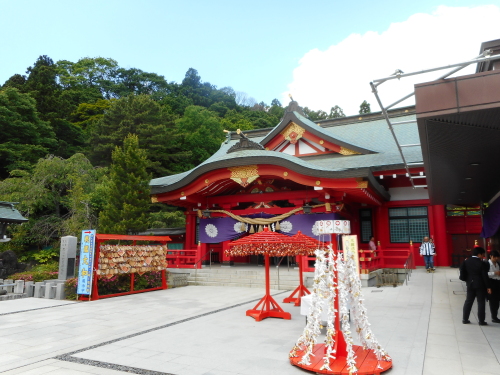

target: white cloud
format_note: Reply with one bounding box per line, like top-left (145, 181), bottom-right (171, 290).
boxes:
top-left (285, 5), bottom-right (500, 116)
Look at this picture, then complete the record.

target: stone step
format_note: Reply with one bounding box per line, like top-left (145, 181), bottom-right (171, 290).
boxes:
top-left (171, 266), bottom-right (314, 290)
top-left (187, 277), bottom-right (300, 285)
top-left (0, 293), bottom-right (28, 301)
top-left (187, 274), bottom-right (301, 281)
top-left (187, 281), bottom-right (296, 290)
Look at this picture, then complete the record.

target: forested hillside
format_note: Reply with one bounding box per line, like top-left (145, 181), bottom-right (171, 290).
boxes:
top-left (0, 55), bottom-right (369, 258)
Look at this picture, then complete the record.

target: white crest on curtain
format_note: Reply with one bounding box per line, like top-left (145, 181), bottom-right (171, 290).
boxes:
top-left (280, 220), bottom-right (293, 233)
top-left (205, 224), bottom-right (218, 238)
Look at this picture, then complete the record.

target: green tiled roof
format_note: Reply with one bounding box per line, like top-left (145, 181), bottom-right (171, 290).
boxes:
top-left (0, 202), bottom-right (28, 223)
top-left (150, 111), bottom-right (420, 194)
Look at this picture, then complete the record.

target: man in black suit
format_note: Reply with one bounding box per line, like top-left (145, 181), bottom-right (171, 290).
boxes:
top-left (461, 247), bottom-right (492, 325)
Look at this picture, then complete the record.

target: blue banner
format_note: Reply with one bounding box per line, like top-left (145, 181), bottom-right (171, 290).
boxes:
top-left (77, 229), bottom-right (96, 295)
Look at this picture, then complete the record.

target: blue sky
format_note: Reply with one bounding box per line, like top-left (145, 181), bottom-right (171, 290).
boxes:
top-left (1, 0), bottom-right (498, 114)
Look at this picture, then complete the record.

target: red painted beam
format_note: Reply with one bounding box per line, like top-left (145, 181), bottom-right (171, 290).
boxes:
top-left (265, 134), bottom-right (286, 150)
top-left (207, 189), bottom-right (323, 206)
top-left (96, 234), bottom-right (171, 241)
top-left (302, 130), bottom-right (341, 153)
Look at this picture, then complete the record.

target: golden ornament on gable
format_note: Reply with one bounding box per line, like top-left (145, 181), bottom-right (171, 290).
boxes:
top-left (281, 122), bottom-right (306, 144)
top-left (339, 147), bottom-right (361, 156)
top-left (228, 165), bottom-right (260, 187)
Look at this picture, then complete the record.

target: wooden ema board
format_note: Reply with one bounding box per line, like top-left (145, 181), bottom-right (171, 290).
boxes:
top-left (290, 344), bottom-right (392, 374)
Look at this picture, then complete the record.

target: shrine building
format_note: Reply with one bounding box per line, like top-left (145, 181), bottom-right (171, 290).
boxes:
top-left (150, 102), bottom-right (450, 273)
top-left (150, 37), bottom-right (500, 274)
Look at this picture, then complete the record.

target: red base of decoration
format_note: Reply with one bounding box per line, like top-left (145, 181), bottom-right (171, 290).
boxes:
top-left (290, 344), bottom-right (392, 375)
top-left (246, 294), bottom-right (291, 321)
top-left (283, 284), bottom-right (310, 306)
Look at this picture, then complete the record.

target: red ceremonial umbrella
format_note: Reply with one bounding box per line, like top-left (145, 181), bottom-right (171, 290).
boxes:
top-left (226, 227), bottom-right (306, 321)
top-left (283, 231), bottom-right (319, 306)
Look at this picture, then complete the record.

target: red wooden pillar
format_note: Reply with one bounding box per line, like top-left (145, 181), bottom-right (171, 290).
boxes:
top-left (184, 211), bottom-right (197, 250)
top-left (432, 205), bottom-right (448, 267)
top-left (196, 242), bottom-right (206, 269)
top-left (376, 206), bottom-right (389, 267)
top-left (91, 239), bottom-right (102, 301)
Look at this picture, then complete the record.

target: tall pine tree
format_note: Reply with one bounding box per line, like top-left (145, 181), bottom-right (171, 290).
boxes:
top-left (98, 134), bottom-right (151, 234)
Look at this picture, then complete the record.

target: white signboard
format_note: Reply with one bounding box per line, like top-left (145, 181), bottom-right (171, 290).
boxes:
top-left (316, 220), bottom-right (351, 234)
top-left (342, 234), bottom-right (360, 275)
top-left (342, 220), bottom-right (351, 234)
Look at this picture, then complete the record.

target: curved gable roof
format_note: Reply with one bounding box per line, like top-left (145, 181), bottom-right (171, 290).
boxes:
top-left (260, 109), bottom-right (375, 155)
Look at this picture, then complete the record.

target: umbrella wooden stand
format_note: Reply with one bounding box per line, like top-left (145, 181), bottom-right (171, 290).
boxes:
top-left (246, 253), bottom-right (291, 321)
top-left (227, 227), bottom-right (310, 322)
top-left (283, 255), bottom-right (310, 306)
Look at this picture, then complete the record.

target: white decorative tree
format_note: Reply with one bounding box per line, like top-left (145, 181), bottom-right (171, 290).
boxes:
top-left (290, 240), bottom-right (392, 374)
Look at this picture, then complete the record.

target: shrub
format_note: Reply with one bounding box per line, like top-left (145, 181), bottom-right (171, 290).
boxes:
top-left (18, 247), bottom-right (60, 264)
top-left (9, 262), bottom-right (59, 282)
top-left (133, 271), bottom-right (164, 291)
top-left (65, 277), bottom-right (78, 300)
top-left (43, 271), bottom-right (167, 300)
top-left (97, 274), bottom-right (131, 295)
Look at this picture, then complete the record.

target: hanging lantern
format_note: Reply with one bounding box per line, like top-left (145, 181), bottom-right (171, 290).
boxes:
top-left (202, 209), bottom-right (211, 218)
top-left (302, 203), bottom-right (312, 214)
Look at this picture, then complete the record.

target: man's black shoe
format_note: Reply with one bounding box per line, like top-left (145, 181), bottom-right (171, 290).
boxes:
top-left (492, 318), bottom-right (500, 323)
top-left (462, 320), bottom-right (470, 324)
top-left (479, 321), bottom-right (488, 326)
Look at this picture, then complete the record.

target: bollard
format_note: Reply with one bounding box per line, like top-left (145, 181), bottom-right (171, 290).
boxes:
top-left (55, 283), bottom-right (65, 300)
top-left (34, 282), bottom-right (44, 298)
top-left (44, 282), bottom-right (54, 299)
top-left (25, 281), bottom-right (34, 297)
top-left (5, 279), bottom-right (14, 293)
top-left (14, 280), bottom-right (25, 294)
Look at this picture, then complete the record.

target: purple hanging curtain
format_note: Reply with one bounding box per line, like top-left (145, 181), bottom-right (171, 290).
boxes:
top-left (199, 212), bottom-right (343, 243)
top-left (481, 198), bottom-right (500, 238)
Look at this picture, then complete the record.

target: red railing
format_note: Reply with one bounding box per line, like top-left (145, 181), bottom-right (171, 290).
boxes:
top-left (379, 241), bottom-right (416, 269)
top-left (301, 240), bottom-right (416, 273)
top-left (165, 249), bottom-right (199, 269)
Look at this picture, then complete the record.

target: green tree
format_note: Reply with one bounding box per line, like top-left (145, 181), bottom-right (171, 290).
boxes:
top-left (271, 98), bottom-right (282, 107)
top-left (98, 134), bottom-right (151, 234)
top-left (2, 74), bottom-right (27, 90)
top-left (303, 107), bottom-right (329, 121)
top-left (89, 94), bottom-right (184, 176)
top-left (359, 100), bottom-right (371, 114)
top-left (70, 99), bottom-right (113, 131)
top-left (113, 68), bottom-right (171, 97)
top-left (0, 88), bottom-right (56, 178)
top-left (22, 56), bottom-right (86, 157)
top-left (176, 105), bottom-right (225, 169)
top-left (329, 105), bottom-right (346, 119)
top-left (220, 109), bottom-right (254, 131)
top-left (24, 55), bottom-right (64, 118)
top-left (57, 57), bottom-right (119, 99)
top-left (0, 154), bottom-right (106, 253)
top-left (147, 204), bottom-right (185, 228)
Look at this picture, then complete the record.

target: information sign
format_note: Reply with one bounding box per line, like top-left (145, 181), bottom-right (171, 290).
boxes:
top-left (77, 229), bottom-right (96, 295)
top-left (342, 234), bottom-right (360, 274)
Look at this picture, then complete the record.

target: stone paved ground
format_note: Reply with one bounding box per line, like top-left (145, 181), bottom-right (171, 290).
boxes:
top-left (1, 268), bottom-right (500, 375)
